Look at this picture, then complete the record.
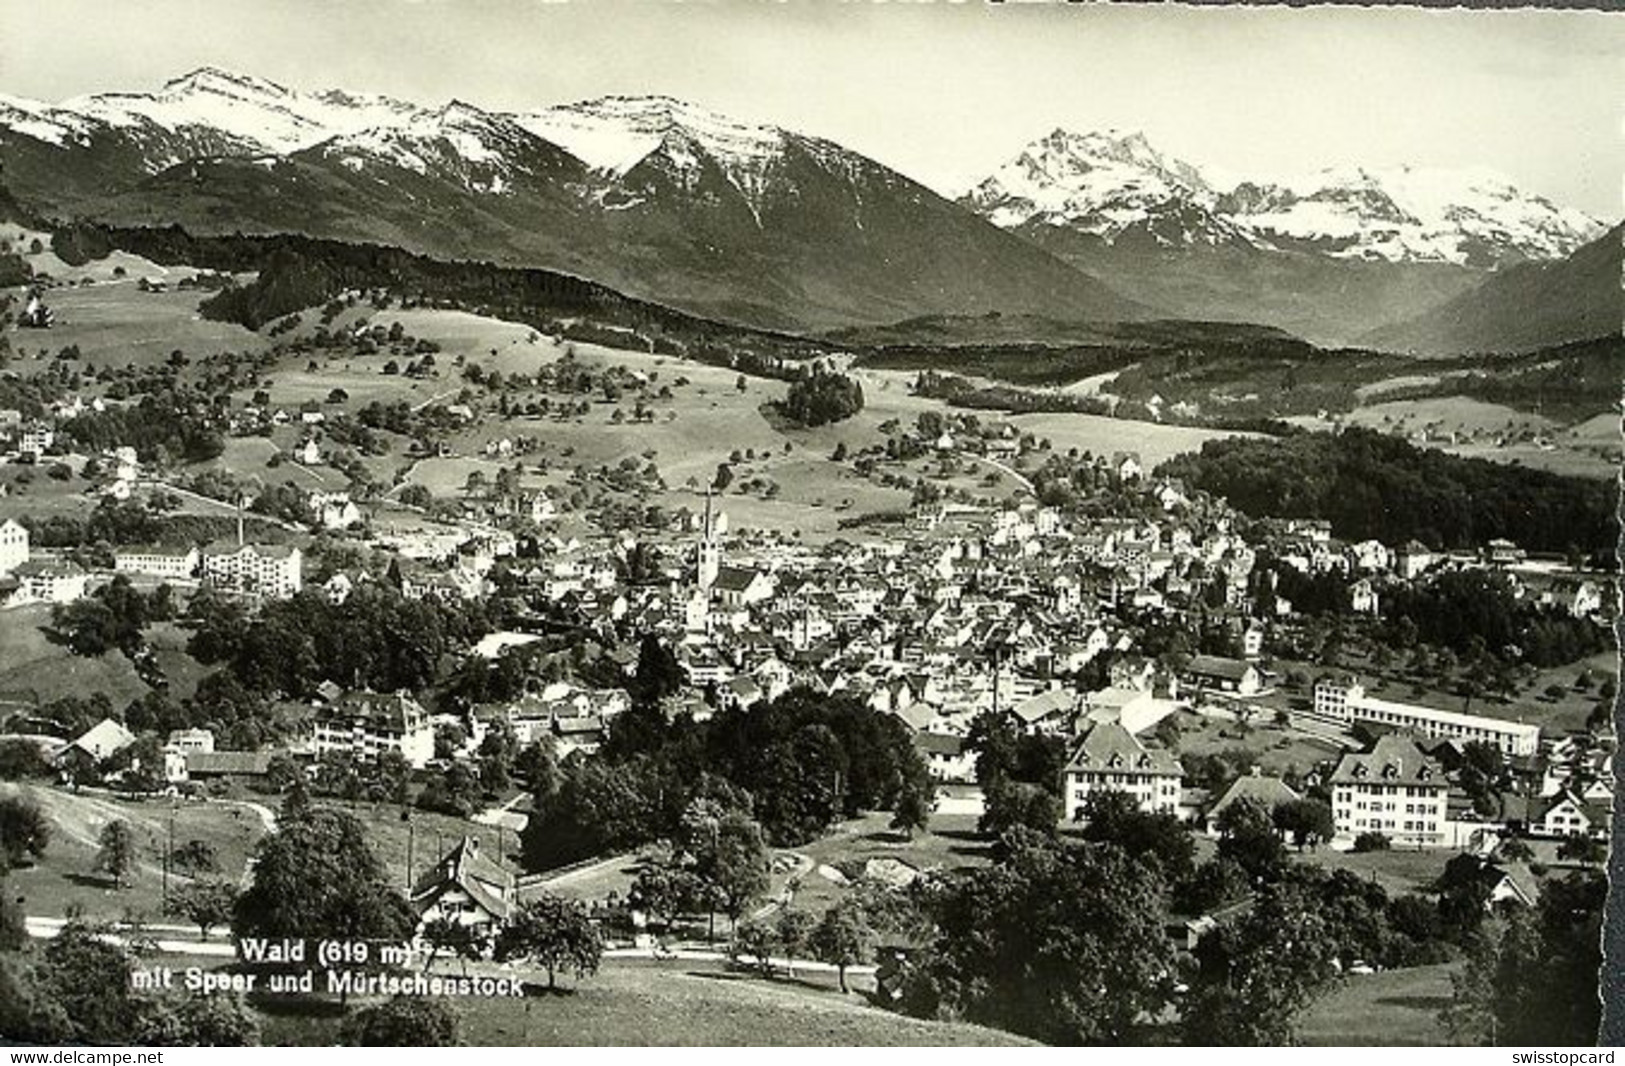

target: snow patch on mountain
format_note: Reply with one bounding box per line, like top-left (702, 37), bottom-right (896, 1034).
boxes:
top-left (515, 95), bottom-right (812, 219)
top-left (317, 103), bottom-right (539, 193)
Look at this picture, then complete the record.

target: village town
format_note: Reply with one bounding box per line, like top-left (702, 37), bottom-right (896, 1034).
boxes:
top-left (0, 2), bottom-right (1617, 1044)
top-left (0, 333), bottom-right (1614, 1044)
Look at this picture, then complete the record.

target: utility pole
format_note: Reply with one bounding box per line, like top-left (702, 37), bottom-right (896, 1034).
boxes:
top-left (405, 819), bottom-right (415, 892)
top-left (162, 808), bottom-right (175, 912)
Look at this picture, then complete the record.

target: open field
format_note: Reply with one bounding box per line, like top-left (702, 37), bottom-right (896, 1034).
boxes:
top-left (338, 799), bottom-right (520, 893)
top-left (6, 281), bottom-right (267, 368)
top-left (1344, 396), bottom-right (1557, 437)
top-left (1169, 711), bottom-right (1348, 778)
top-left (0, 781), bottom-right (268, 920)
top-left (772, 810), bottom-right (990, 915)
top-left (1297, 844), bottom-right (1459, 896)
top-left (1298, 964), bottom-right (1459, 1046)
top-left (0, 604), bottom-right (154, 709)
top-left (1439, 441), bottom-right (1619, 481)
top-left (250, 957), bottom-right (1033, 1046)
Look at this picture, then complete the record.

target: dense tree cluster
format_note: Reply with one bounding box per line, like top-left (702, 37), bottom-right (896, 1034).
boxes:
top-left (0, 921), bottom-right (258, 1045)
top-left (61, 386), bottom-right (227, 464)
top-left (1381, 570), bottom-right (1611, 668)
top-left (188, 583), bottom-right (486, 698)
top-left (520, 687), bottom-right (930, 871)
top-left (48, 575), bottom-right (175, 658)
top-left (1444, 870), bottom-right (1604, 1045)
top-left (781, 367), bottom-right (864, 427)
top-left (1159, 427), bottom-right (1617, 561)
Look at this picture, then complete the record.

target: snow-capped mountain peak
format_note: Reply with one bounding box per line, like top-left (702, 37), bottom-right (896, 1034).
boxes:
top-left (314, 101), bottom-right (573, 195)
top-left (157, 66), bottom-right (295, 102)
top-left (962, 127), bottom-right (1238, 246)
top-left (1223, 163), bottom-right (1604, 265)
top-left (964, 128), bottom-right (1604, 266)
top-left (41, 67), bottom-right (429, 158)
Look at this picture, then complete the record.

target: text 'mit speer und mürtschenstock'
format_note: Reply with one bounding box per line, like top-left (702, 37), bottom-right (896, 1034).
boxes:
top-left (127, 938), bottom-right (524, 998)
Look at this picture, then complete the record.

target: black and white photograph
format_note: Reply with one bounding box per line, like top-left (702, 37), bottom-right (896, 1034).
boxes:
top-left (0, 0), bottom-right (1617, 1049)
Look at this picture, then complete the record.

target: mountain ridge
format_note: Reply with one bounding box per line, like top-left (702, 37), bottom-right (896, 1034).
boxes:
top-left (0, 68), bottom-right (1145, 332)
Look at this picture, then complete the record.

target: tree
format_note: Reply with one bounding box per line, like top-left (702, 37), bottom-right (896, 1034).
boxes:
top-left (630, 633), bottom-right (685, 704)
top-left (96, 820), bottom-right (137, 889)
top-left (1444, 871), bottom-right (1604, 1045)
top-left (1215, 797), bottom-right (1285, 881)
top-left (776, 908), bottom-right (817, 978)
top-left (420, 916), bottom-right (489, 975)
top-left (0, 873), bottom-right (25, 951)
top-left (133, 991), bottom-right (260, 1046)
top-left (169, 879), bottom-right (236, 940)
top-left (495, 893), bottom-right (603, 990)
top-left (696, 811), bottom-right (771, 933)
top-left (0, 739), bottom-right (52, 781)
top-left (628, 847), bottom-right (702, 931)
top-left (783, 369), bottom-right (865, 427)
top-left (889, 779), bottom-right (933, 840)
top-left (1272, 798), bottom-right (1336, 850)
top-left (915, 834), bottom-right (1175, 1043)
top-left (233, 803), bottom-right (416, 948)
top-left (30, 921), bottom-right (143, 1044)
top-left (979, 778), bottom-right (1059, 840)
top-left (1078, 789), bottom-right (1195, 883)
top-left (811, 899), bottom-right (874, 994)
top-left (340, 996), bottom-right (459, 1046)
top-left (0, 796), bottom-right (50, 871)
top-left (731, 915), bottom-right (779, 976)
top-left (1183, 879), bottom-right (1342, 1045)
top-left (169, 838), bottom-right (220, 877)
top-left (1557, 832), bottom-right (1602, 866)
top-left (1352, 830), bottom-right (1391, 853)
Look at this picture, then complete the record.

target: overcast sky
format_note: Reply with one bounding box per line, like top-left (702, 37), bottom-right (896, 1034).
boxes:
top-left (0, 0), bottom-right (1617, 217)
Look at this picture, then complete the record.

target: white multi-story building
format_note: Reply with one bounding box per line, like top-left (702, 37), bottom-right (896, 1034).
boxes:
top-left (313, 690), bottom-right (435, 769)
top-left (1313, 676), bottom-right (1539, 757)
top-left (19, 424), bottom-right (53, 458)
top-left (201, 543), bottom-right (302, 599)
top-left (1329, 735), bottom-right (1449, 847)
top-left (1062, 720), bottom-right (1183, 821)
top-left (0, 519), bottom-right (28, 575)
top-left (9, 560), bottom-right (88, 605)
top-left (114, 545), bottom-right (200, 581)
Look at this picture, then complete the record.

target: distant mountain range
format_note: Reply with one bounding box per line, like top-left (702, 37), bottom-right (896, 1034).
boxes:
top-left (0, 68), bottom-right (1142, 331)
top-left (963, 127), bottom-right (1600, 267)
top-left (960, 129), bottom-right (1609, 347)
top-left (0, 69), bottom-right (1614, 351)
top-left (1360, 222), bottom-right (1623, 355)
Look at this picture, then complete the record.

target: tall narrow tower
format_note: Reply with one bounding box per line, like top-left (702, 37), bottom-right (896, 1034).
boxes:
top-left (696, 489), bottom-right (721, 589)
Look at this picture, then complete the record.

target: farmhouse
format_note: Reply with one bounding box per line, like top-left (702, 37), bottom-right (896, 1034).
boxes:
top-left (914, 732), bottom-right (976, 784)
top-left (1205, 770), bottom-right (1300, 835)
top-left (411, 836), bottom-right (514, 942)
top-left (7, 560), bottom-right (89, 606)
top-left (1528, 790), bottom-right (1611, 841)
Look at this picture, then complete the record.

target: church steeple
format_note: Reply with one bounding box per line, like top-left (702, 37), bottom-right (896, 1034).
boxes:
top-left (696, 488), bottom-right (721, 589)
